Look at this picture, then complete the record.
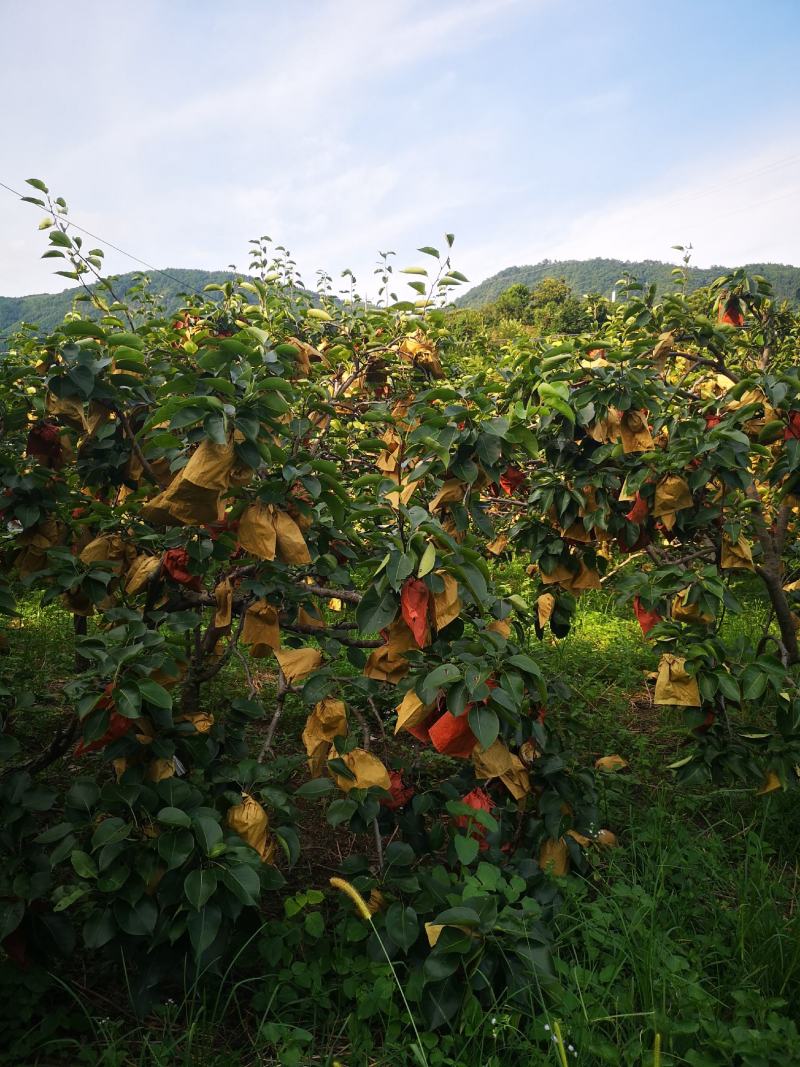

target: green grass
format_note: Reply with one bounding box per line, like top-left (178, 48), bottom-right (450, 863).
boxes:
top-left (2, 593), bottom-right (799, 1065)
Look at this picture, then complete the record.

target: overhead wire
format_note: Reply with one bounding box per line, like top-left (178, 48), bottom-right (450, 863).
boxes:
top-left (0, 177), bottom-right (214, 300)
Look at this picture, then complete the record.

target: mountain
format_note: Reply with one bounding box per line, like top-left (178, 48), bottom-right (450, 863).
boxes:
top-left (455, 258), bottom-right (800, 308)
top-left (0, 268), bottom-right (244, 336)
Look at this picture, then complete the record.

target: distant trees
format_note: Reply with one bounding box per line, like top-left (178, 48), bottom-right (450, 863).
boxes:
top-left (489, 277), bottom-right (592, 335)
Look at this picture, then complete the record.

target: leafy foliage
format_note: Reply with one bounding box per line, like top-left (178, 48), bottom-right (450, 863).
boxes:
top-left (457, 256), bottom-right (800, 308)
top-left (2, 182), bottom-right (800, 1060)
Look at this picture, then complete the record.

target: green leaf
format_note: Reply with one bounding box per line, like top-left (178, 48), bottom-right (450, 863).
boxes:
top-left (741, 666), bottom-right (768, 702)
top-left (83, 908), bottom-right (116, 949)
top-left (157, 806), bottom-right (192, 828)
top-left (158, 829), bottom-right (195, 870)
top-left (138, 679), bottom-right (173, 709)
top-left (187, 903), bottom-right (221, 957)
top-left (91, 817), bottom-right (130, 851)
top-left (454, 834), bottom-right (480, 865)
top-left (468, 705), bottom-right (499, 750)
top-left (506, 654), bottom-right (541, 677)
top-left (717, 673), bottom-right (740, 703)
top-left (115, 683), bottom-right (142, 719)
top-left (184, 869), bottom-right (218, 910)
top-left (0, 900), bottom-right (24, 940)
top-left (385, 903), bottom-right (419, 952)
top-left (70, 850), bottom-right (98, 879)
top-left (304, 911), bottom-right (325, 938)
top-left (221, 865), bottom-right (261, 906)
top-left (433, 906), bottom-right (481, 927)
top-left (194, 815), bottom-right (223, 854)
top-left (326, 798), bottom-right (357, 827)
top-left (418, 542), bottom-right (437, 578)
top-left (355, 586), bottom-right (397, 634)
top-left (295, 778), bottom-right (335, 799)
top-left (418, 663), bottom-right (461, 704)
top-left (54, 887), bottom-right (88, 913)
top-left (26, 178), bottom-right (49, 192)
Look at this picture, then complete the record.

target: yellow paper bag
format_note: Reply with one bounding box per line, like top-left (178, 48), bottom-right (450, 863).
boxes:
top-left (125, 555), bottom-right (161, 595)
top-left (429, 479), bottom-right (465, 513)
top-left (425, 922), bottom-right (479, 948)
top-left (395, 689), bottom-right (435, 735)
top-left (587, 408), bottom-right (622, 445)
top-left (330, 748), bottom-right (391, 792)
top-left (486, 533), bottom-right (509, 556)
top-left (214, 578), bottom-right (233, 629)
top-left (472, 739), bottom-right (530, 801)
top-left (671, 589), bottom-right (713, 625)
top-left (720, 535), bottom-right (754, 571)
top-left (146, 758), bottom-right (175, 783)
top-left (80, 534), bottom-right (137, 575)
top-left (620, 410), bottom-right (654, 453)
top-left (177, 711), bottom-right (215, 733)
top-left (539, 837), bottom-right (570, 876)
top-left (756, 770), bottom-right (781, 795)
top-left (654, 654), bottom-right (701, 707)
top-left (565, 561), bottom-right (602, 592)
top-left (238, 503), bottom-right (278, 561)
top-left (303, 699), bottom-right (347, 777)
top-left (537, 593), bottom-right (556, 629)
top-left (363, 618), bottom-right (416, 683)
top-left (274, 509), bottom-right (312, 564)
top-left (297, 604), bottom-right (325, 629)
top-left (227, 792), bottom-right (275, 862)
top-left (241, 599), bottom-right (280, 657)
top-left (595, 754), bottom-right (628, 773)
top-left (275, 646), bottom-right (323, 682)
top-left (432, 571), bottom-right (461, 631)
top-left (653, 475), bottom-right (693, 517)
top-left (141, 438), bottom-right (237, 526)
top-left (540, 562), bottom-right (576, 586)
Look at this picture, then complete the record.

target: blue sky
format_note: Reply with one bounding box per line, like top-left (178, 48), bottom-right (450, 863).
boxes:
top-left (1, 0), bottom-right (798, 298)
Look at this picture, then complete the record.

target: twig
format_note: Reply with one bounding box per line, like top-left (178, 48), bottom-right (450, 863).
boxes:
top-left (15, 714), bottom-right (78, 776)
top-left (259, 669), bottom-right (290, 758)
top-left (284, 623), bottom-right (381, 647)
top-left (115, 408), bottom-right (165, 487)
top-left (373, 818), bottom-right (384, 872)
top-left (367, 696), bottom-right (387, 740)
top-left (302, 583), bottom-right (362, 604)
top-left (350, 705), bottom-right (371, 750)
top-left (233, 647), bottom-right (259, 700)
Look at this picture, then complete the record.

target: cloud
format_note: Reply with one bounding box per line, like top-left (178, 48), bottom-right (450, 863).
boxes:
top-left (0, 1), bottom-right (796, 304)
top-left (0, 0), bottom-right (528, 295)
top-left (455, 134), bottom-right (800, 291)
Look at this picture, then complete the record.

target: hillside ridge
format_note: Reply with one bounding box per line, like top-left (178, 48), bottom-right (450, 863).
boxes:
top-left (456, 257), bottom-right (800, 307)
top-left (0, 268), bottom-right (243, 335)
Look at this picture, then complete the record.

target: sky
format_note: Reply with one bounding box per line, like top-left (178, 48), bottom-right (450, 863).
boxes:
top-left (1, 0), bottom-right (799, 299)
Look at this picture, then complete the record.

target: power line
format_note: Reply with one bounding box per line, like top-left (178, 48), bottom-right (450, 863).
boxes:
top-left (0, 178), bottom-right (213, 300)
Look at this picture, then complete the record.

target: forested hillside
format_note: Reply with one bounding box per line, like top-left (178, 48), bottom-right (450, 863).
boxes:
top-left (0, 268), bottom-right (241, 335)
top-left (6, 259), bottom-right (800, 336)
top-left (457, 257), bottom-right (800, 307)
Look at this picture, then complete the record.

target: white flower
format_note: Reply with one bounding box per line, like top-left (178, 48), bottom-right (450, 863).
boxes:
top-left (544, 1023), bottom-right (551, 1031)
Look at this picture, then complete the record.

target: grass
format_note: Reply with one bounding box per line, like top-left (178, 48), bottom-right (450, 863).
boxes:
top-left (2, 591), bottom-right (799, 1065)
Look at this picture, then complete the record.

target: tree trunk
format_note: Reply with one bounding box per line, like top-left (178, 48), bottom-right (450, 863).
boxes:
top-left (73, 614), bottom-right (88, 671)
top-left (757, 566), bottom-right (799, 664)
